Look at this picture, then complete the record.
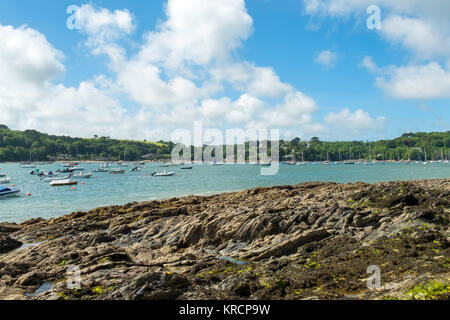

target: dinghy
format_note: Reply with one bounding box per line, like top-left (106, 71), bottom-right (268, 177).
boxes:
top-left (71, 172), bottom-right (92, 179)
top-left (151, 170), bottom-right (175, 177)
top-left (0, 177), bottom-right (11, 184)
top-left (49, 179), bottom-right (78, 186)
top-left (41, 176), bottom-right (70, 182)
top-left (109, 169), bottom-right (125, 174)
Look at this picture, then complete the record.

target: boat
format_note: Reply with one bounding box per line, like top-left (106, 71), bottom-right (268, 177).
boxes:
top-left (41, 176), bottom-right (70, 182)
top-left (20, 150), bottom-right (37, 168)
top-left (0, 187), bottom-right (21, 197)
top-left (130, 166), bottom-right (141, 172)
top-left (0, 177), bottom-right (11, 184)
top-left (93, 168), bottom-right (108, 173)
top-left (151, 170), bottom-right (175, 177)
top-left (260, 161), bottom-right (271, 167)
top-left (20, 164), bottom-right (36, 168)
top-left (71, 167), bottom-right (85, 171)
top-left (180, 166), bottom-right (193, 170)
top-left (49, 179), bottom-right (78, 186)
top-left (0, 173), bottom-right (6, 177)
top-left (109, 169), bottom-right (125, 174)
top-left (71, 172), bottom-right (92, 179)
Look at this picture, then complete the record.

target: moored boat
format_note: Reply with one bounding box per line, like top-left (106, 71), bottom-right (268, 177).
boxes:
top-left (151, 170), bottom-right (175, 177)
top-left (71, 172), bottom-right (93, 179)
top-left (109, 169), bottom-right (125, 174)
top-left (0, 177), bottom-right (11, 184)
top-left (0, 187), bottom-right (21, 197)
top-left (49, 179), bottom-right (78, 186)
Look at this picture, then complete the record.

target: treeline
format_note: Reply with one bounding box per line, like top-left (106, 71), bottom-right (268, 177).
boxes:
top-left (0, 125), bottom-right (449, 162)
top-left (0, 125), bottom-right (173, 162)
top-left (279, 131), bottom-right (450, 162)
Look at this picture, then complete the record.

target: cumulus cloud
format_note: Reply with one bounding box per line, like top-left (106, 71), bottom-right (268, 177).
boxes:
top-left (325, 109), bottom-right (386, 136)
top-left (374, 63), bottom-right (450, 100)
top-left (0, 1), bottom-right (386, 141)
top-left (303, 0), bottom-right (450, 100)
top-left (314, 50), bottom-right (337, 67)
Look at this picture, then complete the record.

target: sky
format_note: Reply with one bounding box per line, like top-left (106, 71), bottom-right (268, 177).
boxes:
top-left (0, 0), bottom-right (449, 142)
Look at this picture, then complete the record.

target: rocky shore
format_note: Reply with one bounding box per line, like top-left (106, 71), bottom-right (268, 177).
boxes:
top-left (0, 179), bottom-right (449, 300)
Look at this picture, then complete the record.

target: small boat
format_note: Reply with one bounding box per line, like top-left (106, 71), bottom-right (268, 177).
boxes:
top-left (50, 179), bottom-right (78, 186)
top-left (71, 167), bottom-right (85, 171)
top-left (71, 172), bottom-right (92, 179)
top-left (130, 166), bottom-right (141, 172)
top-left (0, 187), bottom-right (21, 197)
top-left (20, 164), bottom-right (36, 168)
top-left (151, 171), bottom-right (175, 177)
top-left (41, 176), bottom-right (70, 182)
top-left (109, 169), bottom-right (125, 174)
top-left (93, 168), bottom-right (108, 173)
top-left (0, 177), bottom-right (11, 184)
top-left (180, 166), bottom-right (193, 170)
top-left (0, 173), bottom-right (6, 177)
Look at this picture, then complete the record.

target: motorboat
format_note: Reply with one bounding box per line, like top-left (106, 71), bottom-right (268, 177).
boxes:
top-left (20, 164), bottom-right (36, 168)
top-left (180, 166), bottom-right (193, 170)
top-left (109, 169), bottom-right (125, 174)
top-left (131, 166), bottom-right (141, 172)
top-left (151, 170), bottom-right (175, 177)
top-left (0, 173), bottom-right (6, 177)
top-left (93, 168), bottom-right (108, 173)
top-left (0, 177), bottom-right (11, 184)
top-left (71, 172), bottom-right (92, 179)
top-left (0, 187), bottom-right (21, 197)
top-left (41, 175), bottom-right (70, 182)
top-left (49, 179), bottom-right (78, 186)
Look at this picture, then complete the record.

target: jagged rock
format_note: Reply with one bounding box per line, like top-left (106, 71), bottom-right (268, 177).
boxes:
top-left (0, 236), bottom-right (22, 253)
top-left (0, 179), bottom-right (448, 300)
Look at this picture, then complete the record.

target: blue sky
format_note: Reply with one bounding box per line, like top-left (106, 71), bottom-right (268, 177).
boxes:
top-left (0, 0), bottom-right (448, 142)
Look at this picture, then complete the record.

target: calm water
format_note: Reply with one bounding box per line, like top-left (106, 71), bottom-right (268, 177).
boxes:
top-left (0, 162), bottom-right (449, 223)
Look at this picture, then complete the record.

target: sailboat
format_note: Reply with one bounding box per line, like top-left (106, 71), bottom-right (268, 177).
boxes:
top-left (297, 149), bottom-right (307, 165)
top-left (423, 148), bottom-right (428, 165)
top-left (322, 152), bottom-right (331, 165)
top-left (117, 150), bottom-right (129, 166)
top-left (344, 147), bottom-right (356, 165)
top-left (20, 150), bottom-right (37, 168)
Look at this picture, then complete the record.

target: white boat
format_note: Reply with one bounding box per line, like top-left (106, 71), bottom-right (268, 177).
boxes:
top-left (71, 172), bottom-right (92, 179)
top-left (0, 177), bottom-right (11, 184)
top-left (70, 167), bottom-right (85, 171)
top-left (0, 187), bottom-right (20, 197)
top-left (41, 176), bottom-right (70, 182)
top-left (20, 164), bottom-right (36, 168)
top-left (109, 169), bottom-right (125, 174)
top-left (151, 170), bottom-right (175, 177)
top-left (50, 179), bottom-right (78, 186)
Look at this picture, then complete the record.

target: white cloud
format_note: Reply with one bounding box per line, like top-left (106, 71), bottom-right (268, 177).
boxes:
top-left (211, 62), bottom-right (294, 98)
top-left (314, 50), bottom-right (337, 67)
top-left (303, 0), bottom-right (450, 100)
top-left (374, 63), bottom-right (450, 100)
top-left (0, 1), bottom-right (387, 141)
top-left (325, 109), bottom-right (386, 136)
top-left (138, 0), bottom-right (253, 70)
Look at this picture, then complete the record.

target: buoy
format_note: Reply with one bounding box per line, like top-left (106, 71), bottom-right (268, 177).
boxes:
top-left (72, 187), bottom-right (76, 190)
top-left (81, 182), bottom-right (85, 185)
top-left (11, 184), bottom-right (15, 187)
top-left (26, 193), bottom-right (31, 196)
